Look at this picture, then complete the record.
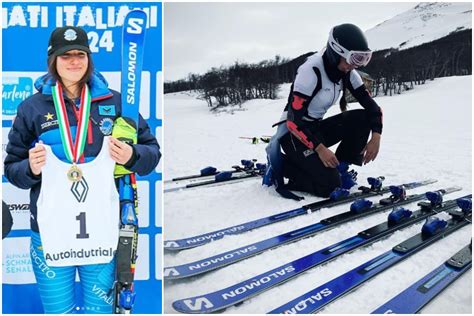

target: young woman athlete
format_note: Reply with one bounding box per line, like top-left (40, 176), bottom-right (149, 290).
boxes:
top-left (4, 26), bottom-right (160, 313)
top-left (265, 23), bottom-right (382, 199)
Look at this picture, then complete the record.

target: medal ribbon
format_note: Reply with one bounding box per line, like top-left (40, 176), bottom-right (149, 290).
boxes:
top-left (52, 83), bottom-right (91, 164)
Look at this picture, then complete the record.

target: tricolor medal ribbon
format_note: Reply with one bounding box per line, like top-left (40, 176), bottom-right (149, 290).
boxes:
top-left (52, 83), bottom-right (91, 182)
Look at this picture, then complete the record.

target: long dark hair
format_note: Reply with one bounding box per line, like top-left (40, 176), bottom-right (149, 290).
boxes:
top-left (47, 54), bottom-right (94, 96)
top-left (339, 74), bottom-right (348, 112)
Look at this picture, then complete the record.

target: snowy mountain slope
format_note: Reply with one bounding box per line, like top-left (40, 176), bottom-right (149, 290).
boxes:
top-left (163, 76), bottom-right (472, 314)
top-left (366, 2), bottom-right (472, 51)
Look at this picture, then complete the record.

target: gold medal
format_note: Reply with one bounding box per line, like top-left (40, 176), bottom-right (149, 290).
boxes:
top-left (52, 83), bottom-right (91, 182)
top-left (67, 164), bottom-right (82, 182)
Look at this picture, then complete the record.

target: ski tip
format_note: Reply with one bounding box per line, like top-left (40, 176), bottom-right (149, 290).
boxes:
top-left (163, 268), bottom-right (186, 281)
top-left (164, 246), bottom-right (201, 251)
top-left (172, 298), bottom-right (217, 314)
top-left (164, 247), bottom-right (182, 251)
top-left (163, 240), bottom-right (186, 251)
top-left (443, 186), bottom-right (463, 194)
top-left (164, 241), bottom-right (207, 251)
top-left (172, 300), bottom-right (191, 314)
top-left (164, 187), bottom-right (181, 193)
top-left (402, 178), bottom-right (437, 189)
top-left (417, 178), bottom-right (437, 185)
top-left (164, 260), bottom-right (217, 280)
top-left (126, 9), bottom-right (147, 18)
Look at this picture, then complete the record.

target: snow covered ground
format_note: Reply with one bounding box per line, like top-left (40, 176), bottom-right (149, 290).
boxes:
top-left (163, 75), bottom-right (472, 314)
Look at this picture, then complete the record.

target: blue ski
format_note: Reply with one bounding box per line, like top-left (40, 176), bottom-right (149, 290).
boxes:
top-left (372, 243), bottom-right (472, 314)
top-left (164, 178), bottom-right (437, 250)
top-left (113, 9), bottom-right (147, 314)
top-left (164, 166), bottom-right (265, 193)
top-left (172, 193), bottom-right (469, 313)
top-left (269, 197), bottom-right (472, 314)
top-left (165, 159), bottom-right (260, 183)
top-left (164, 186), bottom-right (458, 280)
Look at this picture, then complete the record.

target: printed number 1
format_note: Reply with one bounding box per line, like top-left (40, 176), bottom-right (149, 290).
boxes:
top-left (76, 212), bottom-right (90, 239)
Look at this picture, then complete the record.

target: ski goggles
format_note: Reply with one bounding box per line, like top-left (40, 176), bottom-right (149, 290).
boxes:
top-left (328, 29), bottom-right (372, 67)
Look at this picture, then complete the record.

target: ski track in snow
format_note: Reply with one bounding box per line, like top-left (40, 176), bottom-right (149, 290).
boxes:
top-left (163, 76), bottom-right (472, 314)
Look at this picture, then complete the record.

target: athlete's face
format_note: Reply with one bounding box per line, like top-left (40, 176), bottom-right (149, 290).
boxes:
top-left (337, 58), bottom-right (357, 73)
top-left (56, 50), bottom-right (89, 87)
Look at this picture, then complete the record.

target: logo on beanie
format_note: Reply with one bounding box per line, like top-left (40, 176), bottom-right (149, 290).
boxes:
top-left (64, 29), bottom-right (78, 41)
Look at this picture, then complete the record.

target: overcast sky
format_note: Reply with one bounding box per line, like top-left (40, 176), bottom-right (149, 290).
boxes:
top-left (164, 2), bottom-right (418, 82)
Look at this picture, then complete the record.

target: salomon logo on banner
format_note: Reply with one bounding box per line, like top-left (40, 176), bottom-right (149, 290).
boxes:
top-left (183, 298), bottom-right (214, 311)
top-left (71, 177), bottom-right (89, 203)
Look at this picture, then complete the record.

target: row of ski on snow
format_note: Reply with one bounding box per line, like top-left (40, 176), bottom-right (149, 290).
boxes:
top-left (164, 160), bottom-right (472, 314)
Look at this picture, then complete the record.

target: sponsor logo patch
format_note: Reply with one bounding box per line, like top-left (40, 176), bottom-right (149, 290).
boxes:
top-left (99, 105), bottom-right (116, 116)
top-left (44, 112), bottom-right (54, 121)
top-left (71, 177), bottom-right (89, 203)
top-left (41, 112), bottom-right (59, 130)
top-left (99, 118), bottom-right (114, 136)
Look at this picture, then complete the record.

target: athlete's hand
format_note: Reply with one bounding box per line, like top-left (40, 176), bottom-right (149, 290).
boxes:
top-left (362, 133), bottom-right (381, 164)
top-left (29, 142), bottom-right (46, 176)
top-left (316, 144), bottom-right (339, 168)
top-left (109, 137), bottom-right (134, 165)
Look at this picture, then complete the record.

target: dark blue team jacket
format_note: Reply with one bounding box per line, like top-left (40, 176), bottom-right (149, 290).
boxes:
top-left (4, 71), bottom-right (161, 232)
